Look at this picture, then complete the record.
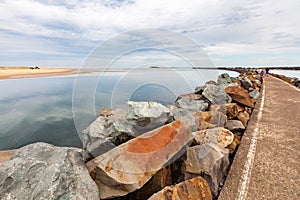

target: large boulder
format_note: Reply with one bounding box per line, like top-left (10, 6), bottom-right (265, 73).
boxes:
top-left (192, 111), bottom-right (227, 130)
top-left (202, 84), bottom-right (232, 105)
top-left (127, 101), bottom-right (171, 130)
top-left (209, 103), bottom-right (238, 119)
top-left (81, 114), bottom-right (136, 157)
top-left (175, 96), bottom-right (209, 112)
top-left (249, 90), bottom-right (260, 99)
top-left (0, 143), bottom-right (99, 200)
top-left (225, 86), bottom-right (255, 108)
top-left (86, 120), bottom-right (193, 199)
top-left (185, 143), bottom-right (230, 196)
top-left (169, 105), bottom-right (198, 131)
top-left (192, 127), bottom-right (234, 148)
top-left (195, 85), bottom-right (207, 94)
top-left (217, 73), bottom-right (232, 89)
top-left (0, 149), bottom-right (16, 163)
top-left (239, 77), bottom-right (253, 90)
top-left (148, 176), bottom-right (212, 200)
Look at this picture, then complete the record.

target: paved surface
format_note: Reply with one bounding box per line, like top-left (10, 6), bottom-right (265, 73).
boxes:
top-left (219, 76), bottom-right (300, 200)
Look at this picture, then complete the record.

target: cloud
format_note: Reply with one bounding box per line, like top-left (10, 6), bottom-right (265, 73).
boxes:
top-left (0, 0), bottom-right (299, 67)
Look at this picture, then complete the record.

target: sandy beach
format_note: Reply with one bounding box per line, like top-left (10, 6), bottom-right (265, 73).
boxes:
top-left (0, 67), bottom-right (80, 79)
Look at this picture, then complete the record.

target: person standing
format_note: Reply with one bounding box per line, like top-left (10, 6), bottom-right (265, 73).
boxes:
top-left (266, 68), bottom-right (270, 76)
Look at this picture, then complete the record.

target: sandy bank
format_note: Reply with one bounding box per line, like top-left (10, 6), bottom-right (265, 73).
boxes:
top-left (0, 67), bottom-right (81, 80)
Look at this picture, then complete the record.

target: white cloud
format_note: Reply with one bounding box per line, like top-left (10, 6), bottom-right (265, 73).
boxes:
top-left (0, 0), bottom-right (299, 67)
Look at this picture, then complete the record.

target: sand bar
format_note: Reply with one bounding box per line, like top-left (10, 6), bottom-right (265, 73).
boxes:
top-left (0, 67), bottom-right (82, 80)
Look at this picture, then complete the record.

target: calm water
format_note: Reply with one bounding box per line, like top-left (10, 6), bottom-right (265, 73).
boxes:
top-left (271, 70), bottom-right (300, 79)
top-left (0, 69), bottom-right (239, 150)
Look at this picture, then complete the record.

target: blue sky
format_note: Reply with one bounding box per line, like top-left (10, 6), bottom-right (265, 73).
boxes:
top-left (0, 0), bottom-right (299, 68)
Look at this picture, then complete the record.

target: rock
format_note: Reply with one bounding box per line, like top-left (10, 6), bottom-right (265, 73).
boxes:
top-left (192, 111), bottom-right (227, 130)
top-left (225, 86), bottom-right (255, 108)
top-left (0, 143), bottom-right (99, 200)
top-left (237, 111), bottom-right (250, 127)
top-left (148, 176), bottom-right (212, 200)
top-left (175, 96), bottom-right (209, 112)
top-left (225, 120), bottom-right (245, 131)
top-left (237, 104), bottom-right (245, 112)
top-left (127, 101), bottom-right (171, 129)
top-left (249, 90), bottom-right (260, 99)
top-left (177, 93), bottom-right (201, 100)
top-left (205, 80), bottom-right (217, 85)
top-left (99, 108), bottom-right (113, 117)
top-left (239, 77), bottom-right (253, 90)
top-left (217, 73), bottom-right (232, 89)
top-left (195, 85), bottom-right (207, 94)
top-left (209, 103), bottom-right (238, 119)
top-left (128, 166), bottom-right (172, 199)
top-left (192, 127), bottom-right (234, 148)
top-left (185, 143), bottom-right (230, 196)
top-left (81, 115), bottom-right (136, 157)
top-left (169, 105), bottom-right (198, 131)
top-left (202, 84), bottom-right (232, 105)
top-left (227, 135), bottom-right (241, 153)
top-left (86, 120), bottom-right (193, 199)
top-left (0, 150), bottom-right (16, 163)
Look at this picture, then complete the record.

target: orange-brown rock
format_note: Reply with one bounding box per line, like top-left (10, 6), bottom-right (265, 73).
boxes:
top-left (86, 120), bottom-right (192, 199)
top-left (237, 104), bottom-right (245, 112)
top-left (237, 111), bottom-right (250, 127)
top-left (177, 93), bottom-right (201, 100)
top-left (225, 86), bottom-right (255, 108)
top-left (209, 103), bottom-right (238, 119)
top-left (192, 127), bottom-right (234, 148)
top-left (148, 176), bottom-right (212, 200)
top-left (192, 111), bottom-right (227, 130)
top-left (0, 149), bottom-right (16, 162)
top-left (227, 135), bottom-right (241, 153)
top-left (128, 166), bottom-right (172, 199)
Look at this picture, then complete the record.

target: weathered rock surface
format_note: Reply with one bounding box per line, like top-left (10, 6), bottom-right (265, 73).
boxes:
top-left (128, 166), bottom-right (172, 199)
top-left (225, 120), bottom-right (245, 131)
top-left (239, 77), bottom-right (253, 90)
top-left (127, 101), bottom-right (171, 129)
top-left (175, 96), bottom-right (209, 112)
top-left (217, 73), bottom-right (232, 89)
top-left (192, 127), bottom-right (234, 148)
top-left (0, 143), bottom-right (99, 200)
top-left (81, 114), bottom-right (136, 157)
top-left (249, 89), bottom-right (260, 99)
top-left (202, 84), bottom-right (232, 104)
top-left (86, 120), bottom-right (192, 199)
top-left (169, 106), bottom-right (198, 132)
top-left (185, 143), bottom-right (230, 196)
top-left (177, 93), bottom-right (201, 100)
top-left (192, 111), bottom-right (227, 130)
top-left (237, 111), bottom-right (250, 127)
top-left (227, 135), bottom-right (241, 153)
top-left (0, 150), bottom-right (16, 163)
top-left (225, 86), bottom-right (255, 108)
top-left (195, 85), bottom-right (207, 94)
top-left (148, 176), bottom-right (212, 200)
top-left (209, 103), bottom-right (238, 119)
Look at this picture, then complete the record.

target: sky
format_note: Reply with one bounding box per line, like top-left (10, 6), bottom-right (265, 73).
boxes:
top-left (0, 0), bottom-right (299, 68)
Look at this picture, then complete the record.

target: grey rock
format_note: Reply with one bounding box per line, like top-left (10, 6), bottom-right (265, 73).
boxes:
top-left (217, 73), bottom-right (232, 89)
top-left (169, 105), bottom-right (198, 132)
top-left (249, 90), bottom-right (260, 99)
top-left (126, 101), bottom-right (171, 130)
top-left (225, 120), bottom-right (245, 131)
top-left (195, 85), bottom-right (207, 94)
top-left (185, 143), bottom-right (230, 196)
top-left (175, 96), bottom-right (209, 112)
top-left (202, 84), bottom-right (232, 104)
top-left (81, 114), bottom-right (136, 157)
top-left (239, 77), bottom-right (253, 90)
top-left (0, 142), bottom-right (99, 200)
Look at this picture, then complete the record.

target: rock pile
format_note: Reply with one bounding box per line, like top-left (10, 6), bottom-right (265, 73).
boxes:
top-left (0, 72), bottom-right (262, 200)
top-left (271, 73), bottom-right (300, 88)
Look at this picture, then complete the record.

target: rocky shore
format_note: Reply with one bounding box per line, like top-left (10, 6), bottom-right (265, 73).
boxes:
top-left (0, 71), bottom-right (263, 200)
top-left (270, 73), bottom-right (300, 88)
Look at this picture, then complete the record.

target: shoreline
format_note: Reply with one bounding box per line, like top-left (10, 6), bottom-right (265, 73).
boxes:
top-left (0, 67), bottom-right (83, 80)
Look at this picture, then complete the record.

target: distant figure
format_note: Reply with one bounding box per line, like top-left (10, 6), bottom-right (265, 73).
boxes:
top-left (266, 68), bottom-right (270, 76)
top-left (260, 69), bottom-right (265, 82)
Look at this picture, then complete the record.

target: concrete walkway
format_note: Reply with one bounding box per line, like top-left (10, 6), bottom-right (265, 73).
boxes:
top-left (219, 76), bottom-right (300, 200)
